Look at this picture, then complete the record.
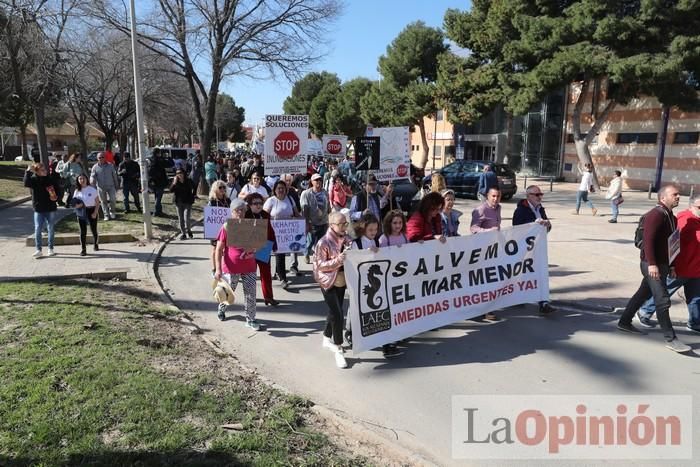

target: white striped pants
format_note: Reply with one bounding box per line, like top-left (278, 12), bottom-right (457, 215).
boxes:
top-left (222, 273), bottom-right (257, 320)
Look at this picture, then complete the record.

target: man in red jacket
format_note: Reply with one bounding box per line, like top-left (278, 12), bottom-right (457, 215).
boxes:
top-left (636, 194), bottom-right (700, 333)
top-left (617, 185), bottom-right (692, 353)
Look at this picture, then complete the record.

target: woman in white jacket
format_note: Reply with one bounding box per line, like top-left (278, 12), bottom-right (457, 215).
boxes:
top-left (605, 170), bottom-right (623, 223)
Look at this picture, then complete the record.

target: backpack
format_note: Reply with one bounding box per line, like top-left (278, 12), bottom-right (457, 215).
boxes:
top-left (354, 237), bottom-right (380, 249)
top-left (634, 206), bottom-right (667, 250)
top-left (633, 214), bottom-right (647, 249)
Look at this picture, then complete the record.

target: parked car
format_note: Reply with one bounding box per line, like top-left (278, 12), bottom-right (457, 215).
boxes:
top-left (147, 147), bottom-right (195, 176)
top-left (87, 151), bottom-right (100, 162)
top-left (422, 160), bottom-right (517, 200)
top-left (388, 178), bottom-right (420, 213)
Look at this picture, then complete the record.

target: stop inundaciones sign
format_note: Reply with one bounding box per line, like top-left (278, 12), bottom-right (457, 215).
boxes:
top-left (326, 139), bottom-right (342, 155)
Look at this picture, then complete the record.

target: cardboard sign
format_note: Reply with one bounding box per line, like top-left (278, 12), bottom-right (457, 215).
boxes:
top-left (344, 224), bottom-right (549, 353)
top-left (264, 114), bottom-right (309, 175)
top-left (225, 218), bottom-right (269, 250)
top-left (271, 219), bottom-right (307, 254)
top-left (355, 136), bottom-right (380, 170)
top-left (204, 206), bottom-right (231, 239)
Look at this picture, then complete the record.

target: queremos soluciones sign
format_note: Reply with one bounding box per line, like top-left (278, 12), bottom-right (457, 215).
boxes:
top-left (344, 223), bottom-right (550, 353)
top-left (264, 114), bottom-right (309, 175)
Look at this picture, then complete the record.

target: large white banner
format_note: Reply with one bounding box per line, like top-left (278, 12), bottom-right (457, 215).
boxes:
top-left (344, 224), bottom-right (549, 353)
top-left (204, 206), bottom-right (231, 239)
top-left (371, 126), bottom-right (411, 182)
top-left (270, 219), bottom-right (307, 254)
top-left (264, 114), bottom-right (309, 175)
top-left (322, 134), bottom-right (348, 158)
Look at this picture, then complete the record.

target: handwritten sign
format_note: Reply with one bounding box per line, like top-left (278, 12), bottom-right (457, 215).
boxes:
top-left (225, 218), bottom-right (269, 250)
top-left (204, 206), bottom-right (231, 239)
top-left (271, 219), bottom-right (307, 254)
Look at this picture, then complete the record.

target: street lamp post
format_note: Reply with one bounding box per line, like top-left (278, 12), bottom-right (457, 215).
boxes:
top-left (129, 0), bottom-right (152, 240)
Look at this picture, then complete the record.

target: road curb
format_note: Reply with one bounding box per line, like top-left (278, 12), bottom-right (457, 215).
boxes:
top-left (25, 232), bottom-right (138, 247)
top-left (0, 196), bottom-right (31, 210)
top-left (150, 217), bottom-right (438, 467)
top-left (0, 269), bottom-right (129, 283)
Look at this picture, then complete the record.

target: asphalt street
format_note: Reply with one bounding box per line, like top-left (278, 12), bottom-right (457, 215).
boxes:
top-left (158, 185), bottom-right (700, 466)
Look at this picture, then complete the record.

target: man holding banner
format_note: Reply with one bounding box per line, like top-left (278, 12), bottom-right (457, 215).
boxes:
top-left (470, 187), bottom-right (503, 321)
top-left (512, 185), bottom-right (555, 314)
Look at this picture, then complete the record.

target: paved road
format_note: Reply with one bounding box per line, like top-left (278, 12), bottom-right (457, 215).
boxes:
top-left (159, 185), bottom-right (699, 466)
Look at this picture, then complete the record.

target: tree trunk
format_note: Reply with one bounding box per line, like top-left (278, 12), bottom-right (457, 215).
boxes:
top-left (570, 80), bottom-right (617, 191)
top-left (76, 120), bottom-right (88, 158)
top-left (33, 105), bottom-right (49, 168)
top-left (418, 119), bottom-right (429, 169)
top-left (104, 133), bottom-right (113, 151)
top-left (20, 124), bottom-right (28, 160)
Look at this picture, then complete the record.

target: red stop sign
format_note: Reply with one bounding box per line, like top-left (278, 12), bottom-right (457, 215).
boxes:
top-left (274, 131), bottom-right (301, 159)
top-left (396, 164), bottom-right (409, 177)
top-left (326, 139), bottom-right (342, 154)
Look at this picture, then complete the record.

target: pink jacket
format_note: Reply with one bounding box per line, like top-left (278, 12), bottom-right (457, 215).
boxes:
top-left (313, 229), bottom-right (348, 290)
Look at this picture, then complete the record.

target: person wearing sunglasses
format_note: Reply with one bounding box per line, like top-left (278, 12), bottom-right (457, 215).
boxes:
top-left (512, 185), bottom-right (555, 314)
top-left (239, 173), bottom-right (269, 201)
top-left (245, 193), bottom-right (279, 306)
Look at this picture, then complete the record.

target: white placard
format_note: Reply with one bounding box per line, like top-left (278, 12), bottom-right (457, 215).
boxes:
top-left (270, 219), bottom-right (307, 254)
top-left (344, 224), bottom-right (549, 353)
top-left (371, 126), bottom-right (411, 181)
top-left (322, 134), bottom-right (348, 158)
top-left (264, 114), bottom-right (309, 175)
top-left (204, 206), bottom-right (231, 239)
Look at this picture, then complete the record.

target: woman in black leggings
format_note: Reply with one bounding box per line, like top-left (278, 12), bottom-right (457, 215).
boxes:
top-left (72, 174), bottom-right (100, 256)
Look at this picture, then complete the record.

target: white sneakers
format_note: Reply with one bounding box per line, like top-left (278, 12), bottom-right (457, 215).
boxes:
top-left (334, 349), bottom-right (347, 369)
top-left (322, 336), bottom-right (336, 351)
top-left (32, 250), bottom-right (42, 258)
top-left (47, 249), bottom-right (56, 257)
top-left (322, 336), bottom-right (347, 368)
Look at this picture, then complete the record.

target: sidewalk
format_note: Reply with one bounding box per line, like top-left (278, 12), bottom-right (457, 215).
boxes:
top-left (0, 202), bottom-right (163, 282)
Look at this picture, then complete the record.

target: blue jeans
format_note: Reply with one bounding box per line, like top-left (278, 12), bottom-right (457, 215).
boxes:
top-left (639, 276), bottom-right (700, 328)
top-left (153, 188), bottom-right (164, 215)
top-left (575, 190), bottom-right (594, 212)
top-left (34, 211), bottom-right (56, 251)
top-left (610, 199), bottom-right (619, 220)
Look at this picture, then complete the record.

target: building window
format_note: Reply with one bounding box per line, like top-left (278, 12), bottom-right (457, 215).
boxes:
top-left (672, 132), bottom-right (699, 144)
top-left (445, 145), bottom-right (455, 156)
top-left (433, 145), bottom-right (442, 159)
top-left (436, 110), bottom-right (444, 121)
top-left (567, 133), bottom-right (598, 145)
top-left (616, 133), bottom-right (657, 144)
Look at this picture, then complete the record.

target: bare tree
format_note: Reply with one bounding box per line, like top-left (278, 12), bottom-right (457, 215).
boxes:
top-left (93, 0), bottom-right (340, 158)
top-left (0, 0), bottom-right (83, 167)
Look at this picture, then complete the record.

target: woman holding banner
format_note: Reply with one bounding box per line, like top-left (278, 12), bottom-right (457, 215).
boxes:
top-left (213, 198), bottom-right (261, 331)
top-left (245, 193), bottom-right (279, 307)
top-left (264, 180), bottom-right (300, 289)
top-left (208, 181), bottom-right (232, 276)
top-left (407, 192), bottom-right (446, 243)
top-left (313, 211), bottom-right (351, 369)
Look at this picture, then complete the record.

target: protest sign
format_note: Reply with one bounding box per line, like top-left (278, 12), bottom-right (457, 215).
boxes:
top-left (225, 218), bottom-right (269, 250)
top-left (371, 126), bottom-right (411, 181)
top-left (271, 219), bottom-right (307, 254)
top-left (344, 224), bottom-right (549, 353)
top-left (204, 206), bottom-right (231, 239)
top-left (322, 134), bottom-right (348, 158)
top-left (355, 136), bottom-right (380, 170)
top-left (264, 114), bottom-right (309, 175)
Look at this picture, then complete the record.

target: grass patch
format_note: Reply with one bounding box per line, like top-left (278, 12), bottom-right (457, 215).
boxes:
top-left (0, 279), bottom-right (365, 466)
top-left (0, 161), bottom-right (31, 203)
top-left (54, 194), bottom-right (204, 239)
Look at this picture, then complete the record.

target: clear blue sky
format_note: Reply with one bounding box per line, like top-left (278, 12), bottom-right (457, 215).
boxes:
top-left (220, 0), bottom-right (470, 127)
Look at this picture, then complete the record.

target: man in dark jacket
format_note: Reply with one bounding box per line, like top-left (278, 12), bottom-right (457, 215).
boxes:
top-left (24, 163), bottom-right (61, 258)
top-left (617, 184), bottom-right (691, 353)
top-left (149, 150), bottom-right (169, 216)
top-left (118, 153), bottom-right (142, 213)
top-left (477, 164), bottom-right (498, 201)
top-left (512, 185), bottom-right (554, 314)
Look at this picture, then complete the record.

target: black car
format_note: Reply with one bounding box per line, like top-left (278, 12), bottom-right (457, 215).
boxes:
top-left (422, 160), bottom-right (517, 200)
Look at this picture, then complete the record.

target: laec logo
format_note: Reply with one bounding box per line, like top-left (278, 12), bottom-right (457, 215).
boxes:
top-left (356, 260), bottom-right (392, 337)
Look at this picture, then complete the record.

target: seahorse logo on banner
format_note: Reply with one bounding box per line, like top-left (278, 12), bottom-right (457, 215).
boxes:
top-left (356, 260), bottom-right (391, 337)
